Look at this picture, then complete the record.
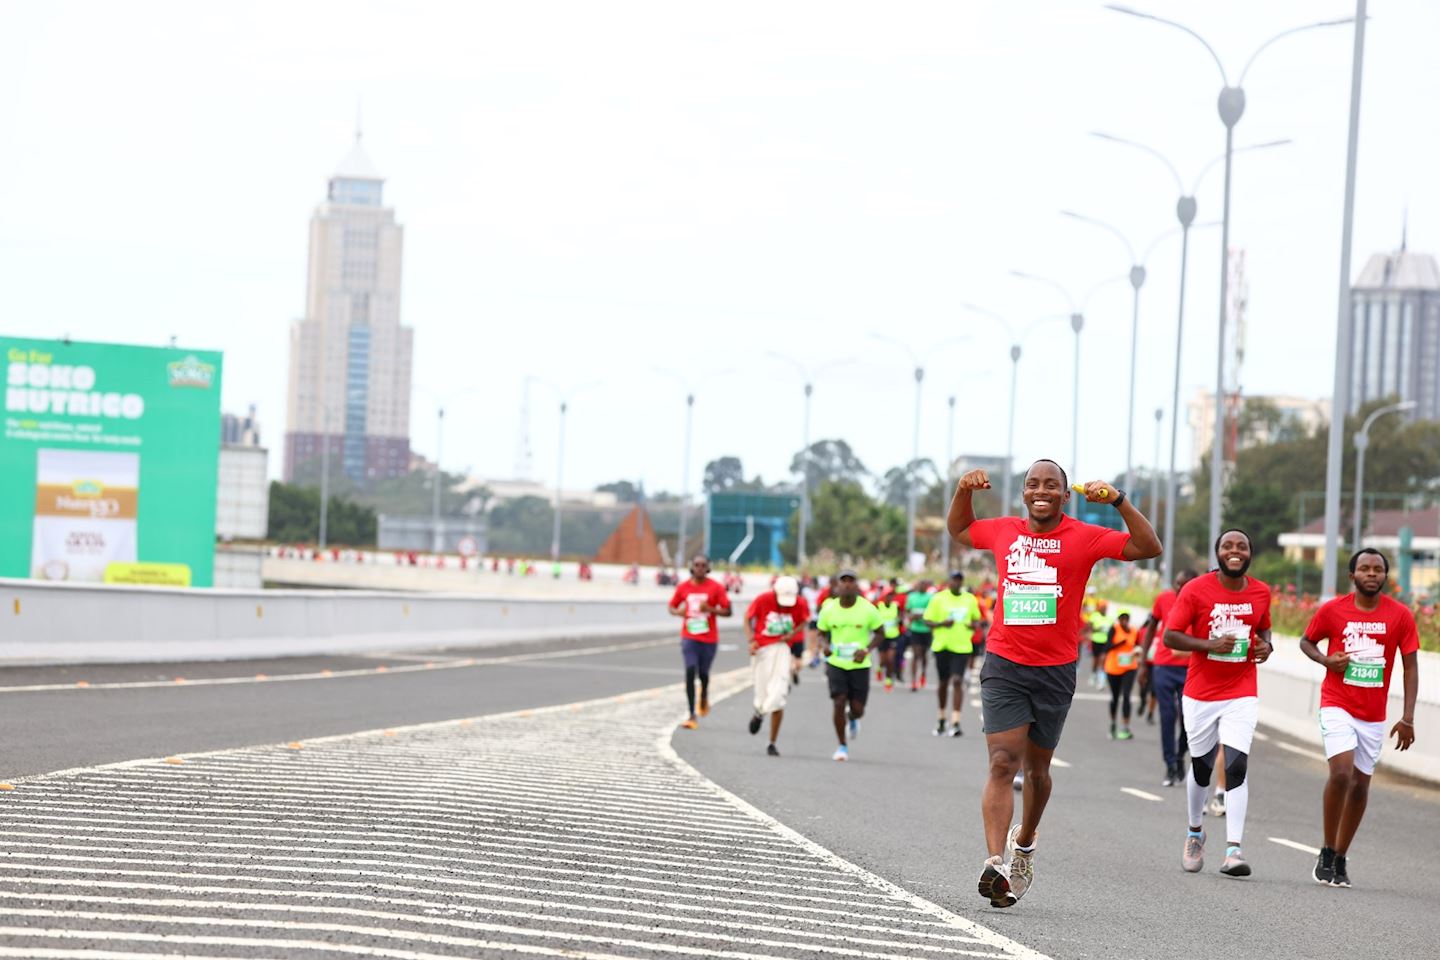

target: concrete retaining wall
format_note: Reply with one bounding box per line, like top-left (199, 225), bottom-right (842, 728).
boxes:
top-left (0, 578), bottom-right (675, 665)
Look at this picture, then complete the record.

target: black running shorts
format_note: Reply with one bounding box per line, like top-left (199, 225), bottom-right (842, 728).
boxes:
top-left (825, 664), bottom-right (870, 704)
top-left (980, 652), bottom-right (1077, 749)
top-left (934, 649), bottom-right (971, 683)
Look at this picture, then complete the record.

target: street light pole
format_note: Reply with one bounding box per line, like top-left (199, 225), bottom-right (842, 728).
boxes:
top-left (1069, 313), bottom-right (1084, 517)
top-left (1324, 2), bottom-right (1370, 598)
top-left (1107, 3), bottom-right (1353, 577)
top-left (1091, 133), bottom-right (1287, 583)
top-left (678, 393), bottom-right (694, 562)
top-left (1151, 406), bottom-right (1164, 572)
top-left (1006, 345), bottom-right (1021, 515)
top-left (800, 382), bottom-right (812, 562)
top-left (432, 406), bottom-right (445, 554)
top-left (943, 394), bottom-right (956, 571)
top-left (318, 406), bottom-right (330, 550)
top-left (909, 365), bottom-right (923, 561)
top-left (1352, 399), bottom-right (1414, 550)
top-left (550, 400), bottom-right (567, 561)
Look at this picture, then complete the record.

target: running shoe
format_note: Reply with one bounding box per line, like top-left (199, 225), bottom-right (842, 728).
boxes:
top-left (1146, 711), bottom-right (1156, 726)
top-left (848, 717), bottom-right (860, 740)
top-left (1012, 772), bottom-right (1024, 792)
top-left (1006, 824), bottom-right (1035, 903)
top-left (1116, 729), bottom-right (1134, 741)
top-left (1313, 846), bottom-right (1336, 885)
top-left (681, 717), bottom-right (699, 730)
top-left (949, 722), bottom-right (963, 738)
top-left (1219, 845), bottom-right (1251, 878)
top-left (876, 669), bottom-right (883, 680)
top-left (910, 680), bottom-right (919, 692)
top-left (1162, 766), bottom-right (1179, 788)
top-left (977, 855), bottom-right (1014, 908)
top-left (1108, 723), bottom-right (1116, 740)
top-left (934, 718), bottom-right (946, 737)
top-left (1206, 792), bottom-right (1227, 817)
top-left (920, 675), bottom-right (928, 689)
top-left (766, 743), bottom-right (780, 757)
top-left (748, 713), bottom-right (763, 735)
top-left (1182, 830), bottom-right (1205, 873)
top-left (1331, 853), bottom-right (1350, 888)
top-left (698, 695), bottom-right (710, 717)
top-left (884, 677), bottom-right (894, 691)
top-left (832, 745), bottom-right (849, 762)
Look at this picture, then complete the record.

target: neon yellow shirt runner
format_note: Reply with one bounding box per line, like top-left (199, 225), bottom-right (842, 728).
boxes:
top-left (924, 589), bottom-right (982, 654)
top-left (818, 597), bottom-right (885, 671)
top-left (876, 600), bottom-right (901, 640)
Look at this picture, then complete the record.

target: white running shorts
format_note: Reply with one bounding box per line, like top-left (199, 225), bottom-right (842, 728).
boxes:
top-left (752, 642), bottom-right (792, 715)
top-left (1182, 694), bottom-right (1258, 757)
top-left (1318, 706), bottom-right (1386, 775)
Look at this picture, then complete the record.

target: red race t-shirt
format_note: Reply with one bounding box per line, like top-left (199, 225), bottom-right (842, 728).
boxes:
top-left (1166, 573), bottom-right (1272, 702)
top-left (1148, 590), bottom-right (1191, 668)
top-left (1306, 593), bottom-right (1420, 723)
top-left (969, 514), bottom-right (1131, 667)
top-left (745, 592), bottom-right (811, 648)
top-left (670, 578), bottom-right (731, 642)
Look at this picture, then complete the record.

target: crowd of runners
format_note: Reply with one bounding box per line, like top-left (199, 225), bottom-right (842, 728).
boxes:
top-left (666, 459), bottom-right (1421, 905)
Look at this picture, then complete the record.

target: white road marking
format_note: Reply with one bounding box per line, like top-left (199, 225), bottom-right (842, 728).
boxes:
top-left (1120, 787), bottom-right (1164, 802)
top-left (1275, 741), bottom-right (1328, 762)
top-left (1253, 730), bottom-right (1271, 741)
top-left (0, 671), bottom-right (1049, 960)
top-left (1269, 837), bottom-right (1322, 855)
top-left (1051, 757), bottom-right (1072, 768)
top-left (0, 636), bottom-right (672, 694)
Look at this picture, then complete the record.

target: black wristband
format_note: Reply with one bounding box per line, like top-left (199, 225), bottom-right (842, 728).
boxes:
top-left (1110, 488), bottom-right (1127, 508)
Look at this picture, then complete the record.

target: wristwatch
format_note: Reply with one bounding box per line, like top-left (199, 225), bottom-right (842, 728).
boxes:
top-left (1110, 488), bottom-right (1127, 508)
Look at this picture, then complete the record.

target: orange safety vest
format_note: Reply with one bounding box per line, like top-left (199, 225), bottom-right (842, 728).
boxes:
top-left (1104, 624), bottom-right (1143, 675)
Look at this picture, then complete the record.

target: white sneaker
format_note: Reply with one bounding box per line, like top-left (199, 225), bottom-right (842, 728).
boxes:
top-left (832, 745), bottom-right (849, 762)
top-left (977, 855), bottom-right (1014, 907)
top-left (1206, 792), bottom-right (1227, 817)
top-left (1006, 824), bottom-right (1035, 903)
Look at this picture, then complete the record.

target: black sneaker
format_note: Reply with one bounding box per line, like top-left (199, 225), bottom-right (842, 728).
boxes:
top-left (1313, 846), bottom-right (1336, 885)
top-left (1162, 766), bottom-right (1178, 787)
top-left (949, 722), bottom-right (963, 738)
top-left (934, 718), bottom-right (946, 736)
top-left (748, 713), bottom-right (763, 735)
top-left (1331, 853), bottom-right (1351, 888)
top-left (766, 743), bottom-right (780, 757)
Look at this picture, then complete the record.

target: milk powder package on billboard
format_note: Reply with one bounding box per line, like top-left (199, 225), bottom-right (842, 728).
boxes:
top-left (30, 449), bottom-right (140, 582)
top-left (0, 337), bottom-right (222, 587)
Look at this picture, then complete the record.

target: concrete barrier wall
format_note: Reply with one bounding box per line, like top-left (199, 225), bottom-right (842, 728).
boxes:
top-left (1258, 638), bottom-right (1440, 784)
top-left (0, 578), bottom-right (676, 665)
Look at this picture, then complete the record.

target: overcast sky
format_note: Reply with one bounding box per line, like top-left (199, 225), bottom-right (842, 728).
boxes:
top-left (3, 1), bottom-right (1434, 500)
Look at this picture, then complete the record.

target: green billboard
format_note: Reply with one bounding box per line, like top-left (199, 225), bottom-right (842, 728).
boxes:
top-left (1, 337), bottom-right (223, 587)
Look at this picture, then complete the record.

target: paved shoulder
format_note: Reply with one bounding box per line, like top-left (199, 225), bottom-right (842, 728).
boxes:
top-left (0, 670), bottom-right (1045, 960)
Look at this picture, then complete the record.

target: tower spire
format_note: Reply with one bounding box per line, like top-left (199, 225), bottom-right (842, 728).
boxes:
top-left (355, 96), bottom-right (363, 145)
top-left (1401, 206), bottom-right (1408, 252)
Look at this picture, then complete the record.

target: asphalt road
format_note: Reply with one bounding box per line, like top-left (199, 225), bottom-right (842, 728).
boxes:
top-left (1, 624), bottom-right (1437, 960)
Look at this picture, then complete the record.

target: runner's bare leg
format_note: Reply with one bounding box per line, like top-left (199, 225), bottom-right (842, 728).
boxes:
top-left (982, 727), bottom-right (1028, 855)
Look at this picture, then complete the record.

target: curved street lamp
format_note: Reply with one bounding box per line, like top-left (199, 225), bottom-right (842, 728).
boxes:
top-left (1106, 4), bottom-right (1352, 557)
top-left (1352, 400), bottom-right (1416, 549)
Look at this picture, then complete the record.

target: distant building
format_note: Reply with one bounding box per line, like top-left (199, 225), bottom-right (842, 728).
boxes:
top-left (1279, 508), bottom-right (1439, 597)
top-left (1188, 391), bottom-right (1330, 470)
top-left (1347, 243), bottom-right (1440, 421)
top-left (221, 404), bottom-right (262, 447)
top-left (216, 445), bottom-right (269, 541)
top-left (284, 133), bottom-right (413, 485)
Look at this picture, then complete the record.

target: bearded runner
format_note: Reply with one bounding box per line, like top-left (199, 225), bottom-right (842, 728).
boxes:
top-left (1300, 547), bottom-right (1420, 889)
top-left (947, 459), bottom-right (1161, 908)
top-left (1164, 528), bottom-right (1274, 880)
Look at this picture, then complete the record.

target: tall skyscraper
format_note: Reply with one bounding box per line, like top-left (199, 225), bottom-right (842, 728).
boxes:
top-left (284, 133), bottom-right (413, 484)
top-left (1347, 237), bottom-right (1440, 422)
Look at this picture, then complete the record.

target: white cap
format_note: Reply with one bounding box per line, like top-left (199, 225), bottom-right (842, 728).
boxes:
top-left (774, 575), bottom-right (800, 607)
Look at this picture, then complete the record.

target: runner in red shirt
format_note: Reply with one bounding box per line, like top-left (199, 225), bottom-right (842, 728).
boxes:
top-left (1299, 547), bottom-right (1420, 888)
top-left (668, 554), bottom-right (732, 730)
top-left (1138, 569), bottom-right (1198, 786)
top-left (948, 459), bottom-right (1160, 908)
top-left (1163, 529), bottom-right (1273, 879)
top-left (743, 575), bottom-right (810, 756)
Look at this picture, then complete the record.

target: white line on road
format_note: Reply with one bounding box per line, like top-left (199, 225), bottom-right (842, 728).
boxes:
top-left (1253, 731), bottom-right (1271, 741)
top-left (1275, 741), bottom-right (1328, 762)
top-left (1121, 787), bottom-right (1164, 802)
top-left (1269, 837), bottom-right (1322, 855)
top-left (1051, 758), bottom-right (1072, 769)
